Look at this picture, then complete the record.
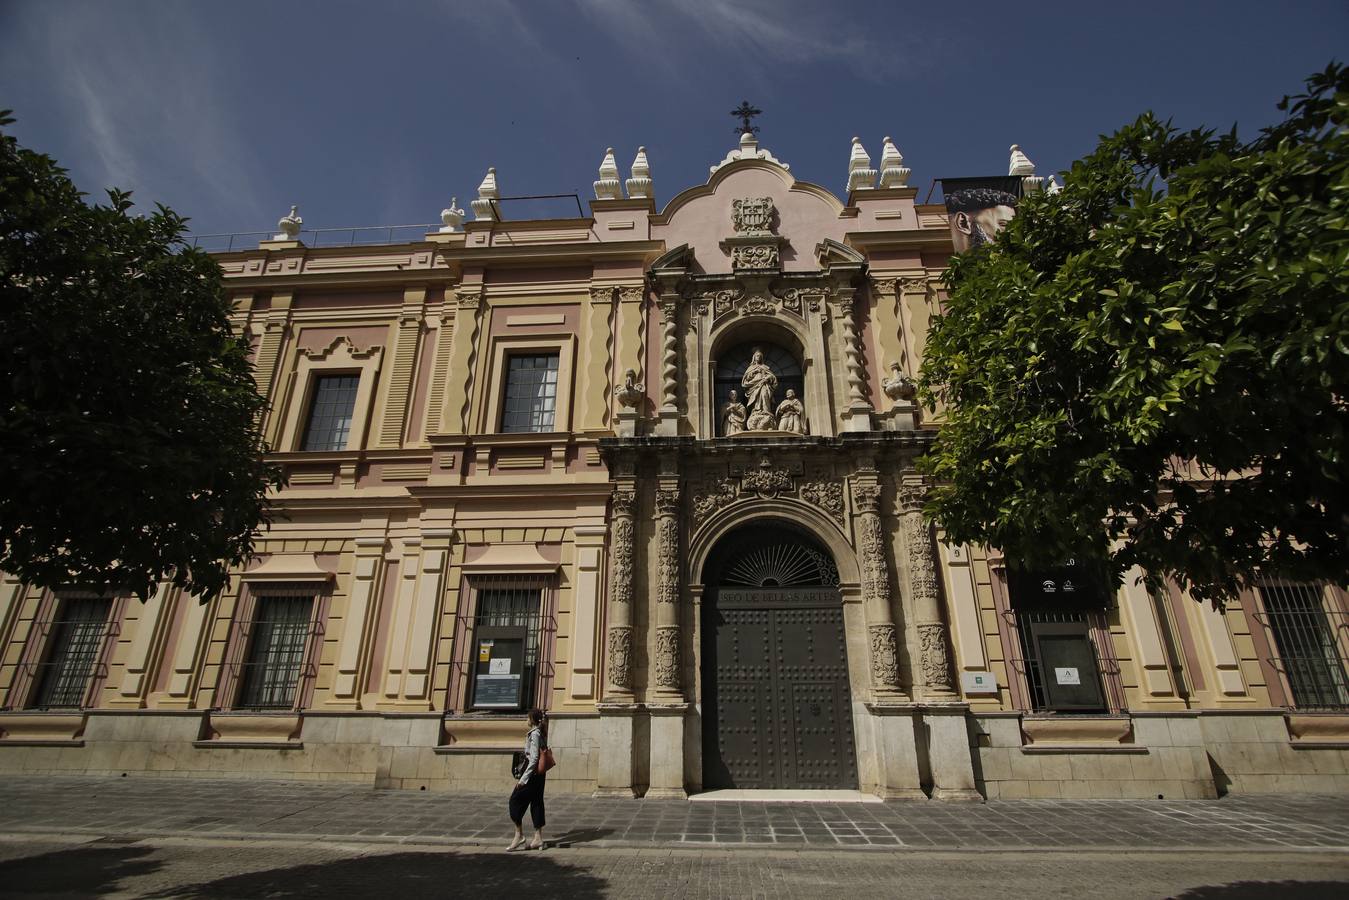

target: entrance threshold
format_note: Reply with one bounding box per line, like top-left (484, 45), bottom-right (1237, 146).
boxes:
top-left (690, 789), bottom-right (882, 804)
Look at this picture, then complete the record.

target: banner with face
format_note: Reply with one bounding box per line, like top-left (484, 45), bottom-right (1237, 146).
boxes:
top-left (939, 176), bottom-right (1023, 253)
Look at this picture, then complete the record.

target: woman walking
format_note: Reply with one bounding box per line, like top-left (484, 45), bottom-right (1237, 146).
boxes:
top-left (507, 708), bottom-right (548, 851)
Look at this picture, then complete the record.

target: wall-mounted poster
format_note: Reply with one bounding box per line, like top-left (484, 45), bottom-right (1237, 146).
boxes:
top-left (472, 634), bottom-right (525, 709)
top-left (939, 176), bottom-right (1023, 253)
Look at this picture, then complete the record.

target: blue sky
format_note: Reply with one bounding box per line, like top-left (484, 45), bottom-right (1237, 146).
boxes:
top-left (2, 0), bottom-right (1345, 239)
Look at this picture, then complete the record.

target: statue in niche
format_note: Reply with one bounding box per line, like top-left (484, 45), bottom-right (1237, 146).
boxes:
top-left (741, 347), bottom-right (779, 431)
top-left (775, 390), bottom-right (806, 435)
top-left (720, 390), bottom-right (748, 436)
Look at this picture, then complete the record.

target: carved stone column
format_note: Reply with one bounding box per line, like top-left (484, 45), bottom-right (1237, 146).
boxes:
top-left (835, 285), bottom-right (874, 432)
top-left (604, 489), bottom-right (637, 696)
top-left (851, 479), bottom-right (907, 698)
top-left (652, 485), bottom-right (682, 697)
top-left (900, 476), bottom-right (956, 697)
top-left (654, 286), bottom-right (680, 436)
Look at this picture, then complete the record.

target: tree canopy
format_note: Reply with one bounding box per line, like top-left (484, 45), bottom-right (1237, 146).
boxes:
top-left (918, 65), bottom-right (1349, 604)
top-left (0, 111), bottom-right (278, 601)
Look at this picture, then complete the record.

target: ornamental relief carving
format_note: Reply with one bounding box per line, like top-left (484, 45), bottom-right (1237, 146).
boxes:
top-left (740, 457), bottom-right (793, 499)
top-left (656, 515), bottom-right (680, 606)
top-left (607, 626), bottom-right (633, 690)
top-left (918, 622), bottom-right (955, 690)
top-left (798, 479), bottom-right (845, 526)
top-left (654, 626), bottom-right (681, 689)
top-left (690, 462), bottom-right (845, 530)
top-left (609, 516), bottom-right (634, 605)
top-left (869, 623), bottom-right (901, 689)
top-left (902, 507), bottom-right (941, 609)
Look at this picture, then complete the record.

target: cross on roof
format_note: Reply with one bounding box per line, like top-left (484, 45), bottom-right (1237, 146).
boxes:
top-left (731, 101), bottom-right (762, 135)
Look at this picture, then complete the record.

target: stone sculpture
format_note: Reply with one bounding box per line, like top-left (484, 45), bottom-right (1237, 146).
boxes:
top-left (775, 390), bottom-right (806, 434)
top-left (741, 347), bottom-right (779, 431)
top-left (720, 390), bottom-right (747, 436)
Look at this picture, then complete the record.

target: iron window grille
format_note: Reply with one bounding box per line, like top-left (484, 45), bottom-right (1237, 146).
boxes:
top-left (230, 592), bottom-right (322, 711)
top-left (500, 353), bottom-right (560, 433)
top-left (450, 575), bottom-right (555, 712)
top-left (1006, 608), bottom-right (1124, 714)
top-left (301, 373), bottom-right (360, 451)
top-left (26, 597), bottom-right (114, 710)
top-left (1256, 581), bottom-right (1349, 711)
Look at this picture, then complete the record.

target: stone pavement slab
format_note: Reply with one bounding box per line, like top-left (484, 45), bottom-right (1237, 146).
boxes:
top-left (0, 776), bottom-right (1346, 852)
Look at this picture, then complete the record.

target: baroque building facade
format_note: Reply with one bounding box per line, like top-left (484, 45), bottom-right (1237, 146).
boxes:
top-left (1, 133), bottom-right (1347, 800)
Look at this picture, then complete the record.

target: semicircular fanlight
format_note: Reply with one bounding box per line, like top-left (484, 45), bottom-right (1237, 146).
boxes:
top-left (723, 543), bottom-right (839, 587)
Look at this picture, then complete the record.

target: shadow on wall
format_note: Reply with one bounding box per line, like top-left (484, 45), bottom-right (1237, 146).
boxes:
top-left (0, 845), bottom-right (610, 899)
top-left (1175, 882), bottom-right (1349, 899)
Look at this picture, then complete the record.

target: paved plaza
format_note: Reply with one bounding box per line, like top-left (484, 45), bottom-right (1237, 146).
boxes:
top-left (0, 777), bottom-right (1346, 897)
top-left (0, 775), bottom-right (1346, 851)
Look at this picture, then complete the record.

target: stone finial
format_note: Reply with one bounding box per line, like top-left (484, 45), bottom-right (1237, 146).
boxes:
top-left (626, 146), bottom-right (652, 199)
top-left (846, 136), bottom-right (877, 193)
top-left (882, 361), bottom-right (917, 402)
top-left (471, 168), bottom-right (499, 221)
top-left (594, 147), bottom-right (623, 200)
top-left (1008, 144), bottom-right (1035, 176)
top-left (274, 205), bottom-right (302, 241)
top-left (1010, 144), bottom-right (1045, 194)
top-left (878, 135), bottom-right (910, 188)
top-left (1046, 175), bottom-right (1063, 195)
top-left (439, 197), bottom-right (465, 232)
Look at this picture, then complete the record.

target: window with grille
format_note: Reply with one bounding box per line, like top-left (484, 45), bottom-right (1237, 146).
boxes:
top-left (301, 374), bottom-right (360, 451)
top-left (236, 595), bottom-right (314, 710)
top-left (1015, 610), bottom-right (1109, 712)
top-left (500, 353), bottom-right (559, 433)
top-left (30, 598), bottom-right (111, 709)
top-left (463, 578), bottom-right (549, 711)
top-left (1260, 582), bottom-right (1349, 710)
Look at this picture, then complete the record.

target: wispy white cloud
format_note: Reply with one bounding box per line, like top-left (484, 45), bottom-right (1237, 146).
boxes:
top-left (573, 0), bottom-right (938, 83)
top-left (14, 4), bottom-right (267, 228)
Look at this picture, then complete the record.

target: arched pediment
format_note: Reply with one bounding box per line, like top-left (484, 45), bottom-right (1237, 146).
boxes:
top-left (689, 496), bottom-right (859, 588)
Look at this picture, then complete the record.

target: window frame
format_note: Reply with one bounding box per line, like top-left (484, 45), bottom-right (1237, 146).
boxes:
top-left (24, 595), bottom-right (119, 711)
top-left (449, 574), bottom-right (557, 714)
top-left (1249, 580), bottom-right (1349, 711)
top-left (220, 583), bottom-right (326, 712)
top-left (482, 335), bottom-right (575, 436)
top-left (499, 352), bottom-right (562, 434)
top-left (278, 335), bottom-right (384, 453)
top-left (299, 372), bottom-right (362, 452)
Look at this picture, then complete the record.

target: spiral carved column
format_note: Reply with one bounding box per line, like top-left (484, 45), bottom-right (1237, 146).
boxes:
top-left (835, 288), bottom-right (874, 432)
top-left (604, 489), bottom-right (637, 695)
top-left (653, 486), bottom-right (683, 697)
top-left (654, 291), bottom-right (680, 436)
top-left (899, 476), bottom-right (956, 697)
top-left (852, 480), bottom-right (907, 698)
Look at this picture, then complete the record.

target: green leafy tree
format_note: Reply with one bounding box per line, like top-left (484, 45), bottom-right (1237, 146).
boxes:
top-left (0, 112), bottom-right (278, 601)
top-left (918, 65), bottom-right (1348, 604)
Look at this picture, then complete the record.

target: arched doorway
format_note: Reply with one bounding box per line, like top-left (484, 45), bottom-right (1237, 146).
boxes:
top-left (700, 521), bottom-right (859, 790)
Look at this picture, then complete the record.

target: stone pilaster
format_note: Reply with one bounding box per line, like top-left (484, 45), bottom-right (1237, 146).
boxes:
top-left (330, 536), bottom-right (388, 707)
top-left (652, 485), bottom-right (682, 697)
top-left (833, 286), bottom-right (874, 432)
top-left (899, 476), bottom-right (956, 698)
top-left (376, 286), bottom-right (426, 447)
top-left (851, 477), bottom-right (907, 698)
top-left (604, 488), bottom-right (637, 696)
top-left (654, 286), bottom-right (680, 436)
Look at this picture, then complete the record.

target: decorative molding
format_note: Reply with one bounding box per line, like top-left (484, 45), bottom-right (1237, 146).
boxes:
top-left (656, 488), bottom-right (680, 607)
top-left (617, 285), bottom-right (645, 304)
top-left (381, 464), bottom-right (431, 481)
top-left (731, 197), bottom-right (775, 234)
top-left (607, 626), bottom-right (632, 691)
top-left (655, 488), bottom-right (681, 516)
top-left (692, 478), bottom-right (738, 526)
top-left (869, 624), bottom-right (901, 688)
top-left (902, 504), bottom-right (940, 607)
top-left (730, 244), bottom-right (779, 270)
top-left (300, 335), bottom-right (382, 361)
top-left (455, 288), bottom-right (484, 309)
top-left (654, 626), bottom-right (681, 690)
top-left (589, 285), bottom-right (615, 305)
top-left (851, 482), bottom-right (881, 515)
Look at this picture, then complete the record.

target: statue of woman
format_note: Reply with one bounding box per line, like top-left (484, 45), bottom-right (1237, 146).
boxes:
top-left (741, 347), bottom-right (778, 431)
top-left (720, 390), bottom-right (747, 436)
top-left (775, 390), bottom-right (806, 435)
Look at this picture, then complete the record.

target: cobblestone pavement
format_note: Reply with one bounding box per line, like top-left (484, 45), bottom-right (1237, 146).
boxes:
top-left (0, 836), bottom-right (1347, 899)
top-left (0, 776), bottom-right (1347, 852)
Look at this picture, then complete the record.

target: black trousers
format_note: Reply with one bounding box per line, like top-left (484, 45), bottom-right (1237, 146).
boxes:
top-left (509, 773), bottom-right (546, 829)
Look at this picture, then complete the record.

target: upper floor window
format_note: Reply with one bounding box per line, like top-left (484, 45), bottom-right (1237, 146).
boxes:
top-left (1259, 581), bottom-right (1349, 710)
top-left (30, 597), bottom-right (111, 709)
top-left (236, 594), bottom-right (315, 710)
top-left (500, 352), bottom-right (559, 433)
top-left (301, 374), bottom-right (360, 451)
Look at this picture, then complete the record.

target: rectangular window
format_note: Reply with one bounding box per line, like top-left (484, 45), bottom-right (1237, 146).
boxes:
top-left (301, 374), bottom-right (360, 451)
top-left (467, 579), bottom-right (546, 711)
top-left (500, 353), bottom-right (559, 433)
top-left (236, 595), bottom-right (314, 710)
top-left (1016, 611), bottom-right (1109, 712)
top-left (1260, 582), bottom-right (1349, 710)
top-left (30, 598), bottom-right (111, 709)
